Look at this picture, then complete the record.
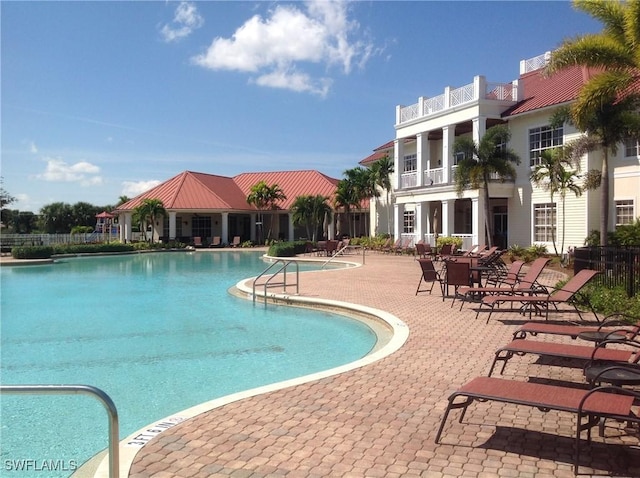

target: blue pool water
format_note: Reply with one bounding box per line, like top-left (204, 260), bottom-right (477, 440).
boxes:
top-left (0, 251), bottom-right (376, 477)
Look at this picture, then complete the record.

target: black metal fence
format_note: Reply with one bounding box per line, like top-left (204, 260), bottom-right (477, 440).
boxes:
top-left (574, 246), bottom-right (640, 297)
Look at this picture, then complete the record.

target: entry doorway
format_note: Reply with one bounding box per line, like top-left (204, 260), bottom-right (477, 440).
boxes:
top-left (493, 208), bottom-right (508, 250)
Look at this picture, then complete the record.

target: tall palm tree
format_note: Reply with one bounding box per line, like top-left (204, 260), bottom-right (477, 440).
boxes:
top-left (333, 179), bottom-right (358, 237)
top-left (452, 125), bottom-right (520, 247)
top-left (134, 198), bottom-right (166, 243)
top-left (546, 0), bottom-right (640, 245)
top-left (369, 155), bottom-right (394, 235)
top-left (246, 181), bottom-right (286, 243)
top-left (530, 148), bottom-right (583, 256)
top-left (342, 167), bottom-right (375, 237)
top-left (291, 195), bottom-right (330, 242)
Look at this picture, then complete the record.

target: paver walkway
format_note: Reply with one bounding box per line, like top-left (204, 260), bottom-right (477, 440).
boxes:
top-left (129, 252), bottom-right (639, 477)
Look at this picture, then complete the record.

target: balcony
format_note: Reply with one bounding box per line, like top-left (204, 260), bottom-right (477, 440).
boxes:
top-left (396, 75), bottom-right (519, 125)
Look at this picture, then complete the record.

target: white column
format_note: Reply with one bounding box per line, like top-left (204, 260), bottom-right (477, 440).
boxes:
top-left (121, 212), bottom-right (132, 243)
top-left (442, 125), bottom-right (454, 184)
top-left (393, 203), bottom-right (403, 239)
top-left (169, 211), bottom-right (176, 240)
top-left (442, 199), bottom-right (455, 237)
top-left (221, 212), bottom-right (229, 244)
top-left (473, 116), bottom-right (486, 144)
top-left (416, 133), bottom-right (427, 188)
top-left (471, 197), bottom-right (480, 246)
top-left (394, 139), bottom-right (404, 190)
top-left (415, 202), bottom-right (424, 243)
top-left (288, 212), bottom-right (294, 241)
top-left (250, 213), bottom-right (257, 242)
top-left (474, 195), bottom-right (487, 246)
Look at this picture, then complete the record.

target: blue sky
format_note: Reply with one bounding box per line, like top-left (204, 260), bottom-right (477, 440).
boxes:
top-left (2, 1), bottom-right (601, 213)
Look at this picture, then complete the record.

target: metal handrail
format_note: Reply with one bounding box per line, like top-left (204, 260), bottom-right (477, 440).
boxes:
top-left (0, 384), bottom-right (119, 478)
top-left (252, 258), bottom-right (299, 307)
top-left (322, 244), bottom-right (365, 268)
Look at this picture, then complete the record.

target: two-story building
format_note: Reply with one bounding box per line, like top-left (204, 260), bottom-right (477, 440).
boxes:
top-left (362, 52), bottom-right (640, 253)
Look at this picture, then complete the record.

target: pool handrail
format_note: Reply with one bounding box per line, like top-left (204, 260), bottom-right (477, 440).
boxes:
top-left (252, 258), bottom-right (299, 307)
top-left (0, 384), bottom-right (119, 478)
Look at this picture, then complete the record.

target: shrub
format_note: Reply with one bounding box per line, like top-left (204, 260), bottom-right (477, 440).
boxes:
top-left (11, 246), bottom-right (54, 259)
top-left (436, 236), bottom-right (463, 249)
top-left (268, 242), bottom-right (297, 257)
top-left (240, 240), bottom-right (254, 248)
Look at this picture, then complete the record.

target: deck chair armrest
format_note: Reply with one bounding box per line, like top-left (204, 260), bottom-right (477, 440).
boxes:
top-left (586, 338), bottom-right (640, 363)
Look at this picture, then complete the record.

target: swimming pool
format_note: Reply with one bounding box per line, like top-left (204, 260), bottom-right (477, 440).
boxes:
top-left (0, 251), bottom-right (377, 477)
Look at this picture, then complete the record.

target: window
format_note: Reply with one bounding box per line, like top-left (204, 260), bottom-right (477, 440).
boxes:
top-left (192, 216), bottom-right (212, 239)
top-left (615, 200), bottom-right (635, 226)
top-left (624, 137), bottom-right (639, 158)
top-left (163, 218), bottom-right (183, 239)
top-left (403, 210), bottom-right (415, 234)
top-left (529, 125), bottom-right (563, 166)
top-left (453, 151), bottom-right (465, 166)
top-left (533, 203), bottom-right (556, 242)
top-left (403, 154), bottom-right (417, 172)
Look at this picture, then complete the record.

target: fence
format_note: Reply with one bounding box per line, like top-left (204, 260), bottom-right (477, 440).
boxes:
top-left (0, 232), bottom-right (135, 253)
top-left (573, 246), bottom-right (640, 297)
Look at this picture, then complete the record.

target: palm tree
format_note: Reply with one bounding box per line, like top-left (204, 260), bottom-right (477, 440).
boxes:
top-left (546, 0), bottom-right (640, 245)
top-left (333, 179), bottom-right (357, 237)
top-left (452, 125), bottom-right (520, 247)
top-left (134, 198), bottom-right (166, 243)
top-left (291, 195), bottom-right (330, 242)
top-left (369, 155), bottom-right (394, 235)
top-left (530, 148), bottom-right (583, 256)
top-left (246, 181), bottom-right (286, 243)
top-left (341, 167), bottom-right (375, 237)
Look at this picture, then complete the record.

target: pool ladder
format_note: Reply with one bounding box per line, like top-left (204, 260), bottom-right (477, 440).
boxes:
top-left (252, 258), bottom-right (299, 307)
top-left (0, 384), bottom-right (120, 478)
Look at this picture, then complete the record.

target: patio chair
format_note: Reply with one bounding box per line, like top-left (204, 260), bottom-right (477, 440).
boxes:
top-left (443, 260), bottom-right (472, 306)
top-left (192, 236), bottom-right (204, 248)
top-left (512, 312), bottom-right (640, 341)
top-left (479, 268), bottom-right (600, 323)
top-left (488, 336), bottom-right (640, 376)
top-left (457, 260), bottom-right (525, 311)
top-left (434, 375), bottom-right (640, 475)
top-left (230, 236), bottom-right (241, 247)
top-left (210, 236), bottom-right (222, 247)
top-left (415, 242), bottom-right (435, 259)
top-left (383, 238), bottom-right (401, 254)
top-left (415, 258), bottom-right (444, 296)
top-left (436, 243), bottom-right (455, 261)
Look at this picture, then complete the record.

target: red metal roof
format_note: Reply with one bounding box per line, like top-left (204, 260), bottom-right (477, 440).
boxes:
top-left (116, 170), bottom-right (340, 212)
top-left (503, 65), bottom-right (600, 117)
top-left (233, 170), bottom-right (340, 210)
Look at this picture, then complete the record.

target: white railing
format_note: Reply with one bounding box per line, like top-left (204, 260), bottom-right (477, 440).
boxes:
top-left (450, 83), bottom-right (476, 107)
top-left (423, 94), bottom-right (445, 114)
top-left (485, 82), bottom-right (514, 100)
top-left (400, 233), bottom-right (418, 247)
top-left (399, 103), bottom-right (419, 123)
top-left (452, 234), bottom-right (474, 251)
top-left (520, 51), bottom-right (550, 74)
top-left (424, 168), bottom-right (444, 186)
top-left (401, 171), bottom-right (418, 188)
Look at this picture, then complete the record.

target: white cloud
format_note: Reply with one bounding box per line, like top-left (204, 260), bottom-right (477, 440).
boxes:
top-left (161, 1), bottom-right (204, 43)
top-left (29, 142), bottom-right (38, 154)
top-left (121, 180), bottom-right (162, 198)
top-left (36, 157), bottom-right (103, 186)
top-left (191, 0), bottom-right (376, 96)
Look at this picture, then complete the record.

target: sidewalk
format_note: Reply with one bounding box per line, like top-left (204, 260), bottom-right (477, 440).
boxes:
top-left (121, 253), bottom-right (638, 477)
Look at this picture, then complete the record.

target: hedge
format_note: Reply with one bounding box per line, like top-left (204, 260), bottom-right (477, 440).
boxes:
top-left (11, 246), bottom-right (55, 259)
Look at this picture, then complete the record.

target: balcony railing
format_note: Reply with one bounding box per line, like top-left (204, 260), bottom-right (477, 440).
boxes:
top-left (399, 167), bottom-right (514, 191)
top-left (397, 75), bottom-right (518, 125)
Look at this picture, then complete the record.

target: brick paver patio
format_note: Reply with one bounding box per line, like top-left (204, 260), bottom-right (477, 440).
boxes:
top-left (128, 252), bottom-right (639, 477)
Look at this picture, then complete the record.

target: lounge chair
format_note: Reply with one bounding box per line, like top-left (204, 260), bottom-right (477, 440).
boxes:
top-left (230, 236), bottom-right (241, 247)
top-left (457, 260), bottom-right (525, 310)
top-left (435, 376), bottom-right (640, 474)
top-left (383, 238), bottom-right (401, 254)
top-left (467, 257), bottom-right (549, 318)
top-left (479, 268), bottom-right (600, 323)
top-left (210, 236), bottom-right (222, 248)
top-left (192, 236), bottom-right (204, 248)
top-left (512, 312), bottom-right (640, 341)
top-left (488, 337), bottom-right (640, 376)
top-left (415, 258), bottom-right (444, 296)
